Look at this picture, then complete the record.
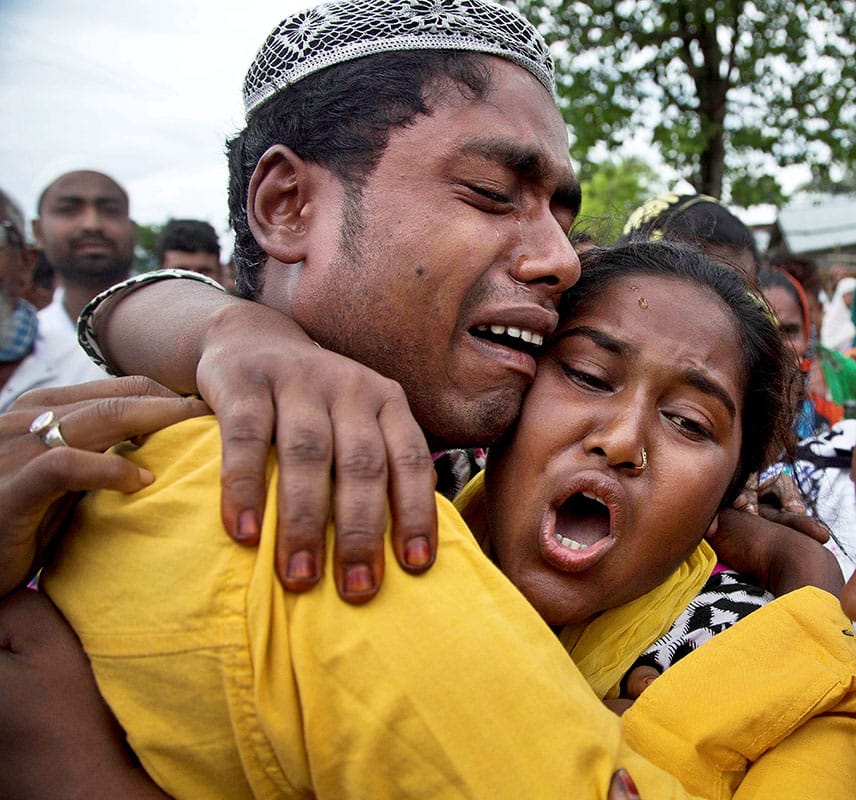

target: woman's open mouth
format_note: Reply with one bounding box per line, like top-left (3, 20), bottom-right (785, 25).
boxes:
top-left (539, 475), bottom-right (621, 572)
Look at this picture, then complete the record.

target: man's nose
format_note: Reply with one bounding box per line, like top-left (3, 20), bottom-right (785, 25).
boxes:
top-left (509, 215), bottom-right (581, 296)
top-left (79, 204), bottom-right (103, 232)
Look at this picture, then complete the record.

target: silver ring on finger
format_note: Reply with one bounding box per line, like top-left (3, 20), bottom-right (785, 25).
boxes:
top-left (29, 410), bottom-right (70, 448)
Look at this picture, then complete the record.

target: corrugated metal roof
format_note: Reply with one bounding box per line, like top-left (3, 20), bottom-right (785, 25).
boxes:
top-left (776, 195), bottom-right (856, 254)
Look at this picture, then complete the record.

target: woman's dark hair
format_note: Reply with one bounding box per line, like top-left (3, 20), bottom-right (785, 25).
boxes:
top-left (757, 267), bottom-right (812, 376)
top-left (562, 240), bottom-right (798, 506)
top-left (227, 50), bottom-right (493, 298)
top-left (619, 194), bottom-right (761, 277)
top-left (769, 256), bottom-right (821, 302)
top-left (757, 267), bottom-right (811, 330)
top-left (757, 267), bottom-right (804, 308)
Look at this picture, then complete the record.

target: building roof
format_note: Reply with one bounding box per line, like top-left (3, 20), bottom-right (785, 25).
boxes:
top-left (775, 194), bottom-right (856, 255)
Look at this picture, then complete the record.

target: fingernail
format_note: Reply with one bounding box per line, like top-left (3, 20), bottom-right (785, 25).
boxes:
top-left (235, 509), bottom-right (259, 542)
top-left (287, 550), bottom-right (317, 581)
top-left (344, 564), bottom-right (374, 594)
top-left (137, 468), bottom-right (155, 486)
top-left (404, 536), bottom-right (432, 568)
top-left (618, 768), bottom-right (640, 800)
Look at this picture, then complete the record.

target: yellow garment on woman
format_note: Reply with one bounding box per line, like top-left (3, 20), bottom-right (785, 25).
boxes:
top-left (43, 417), bottom-right (856, 799)
top-left (455, 470), bottom-right (716, 699)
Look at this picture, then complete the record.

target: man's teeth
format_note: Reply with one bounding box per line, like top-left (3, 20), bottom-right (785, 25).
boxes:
top-left (479, 324), bottom-right (543, 347)
top-left (581, 492), bottom-right (606, 506)
top-left (554, 533), bottom-right (589, 550)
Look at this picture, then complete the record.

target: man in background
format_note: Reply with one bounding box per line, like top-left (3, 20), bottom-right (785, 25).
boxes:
top-left (0, 170), bottom-right (135, 408)
top-left (156, 218), bottom-right (221, 281)
top-left (0, 189), bottom-right (35, 397)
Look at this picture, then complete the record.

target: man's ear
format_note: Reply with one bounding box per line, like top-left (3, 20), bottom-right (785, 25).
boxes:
top-left (247, 145), bottom-right (313, 264)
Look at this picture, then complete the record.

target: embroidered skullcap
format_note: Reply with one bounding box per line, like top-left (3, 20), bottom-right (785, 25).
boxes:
top-left (243, 0), bottom-right (555, 116)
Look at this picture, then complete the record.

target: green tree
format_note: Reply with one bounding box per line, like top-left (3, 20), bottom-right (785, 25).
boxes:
top-left (516, 0), bottom-right (855, 207)
top-left (132, 222), bottom-right (162, 274)
top-left (799, 165), bottom-right (856, 194)
top-left (574, 156), bottom-right (663, 243)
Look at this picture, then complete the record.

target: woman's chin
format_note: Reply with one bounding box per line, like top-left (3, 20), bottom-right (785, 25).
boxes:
top-left (524, 580), bottom-right (595, 628)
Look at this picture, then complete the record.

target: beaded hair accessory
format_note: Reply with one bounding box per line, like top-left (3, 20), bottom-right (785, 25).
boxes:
top-left (746, 287), bottom-right (780, 330)
top-left (623, 192), bottom-right (722, 238)
top-left (243, 0), bottom-right (555, 116)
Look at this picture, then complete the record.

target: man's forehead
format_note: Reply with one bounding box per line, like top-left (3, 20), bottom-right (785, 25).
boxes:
top-left (43, 172), bottom-right (127, 207)
top-left (440, 63), bottom-right (577, 197)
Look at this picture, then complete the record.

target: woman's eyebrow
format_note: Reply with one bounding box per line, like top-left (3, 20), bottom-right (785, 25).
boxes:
top-left (678, 368), bottom-right (737, 420)
top-left (558, 326), bottom-right (629, 357)
top-left (557, 326), bottom-right (737, 419)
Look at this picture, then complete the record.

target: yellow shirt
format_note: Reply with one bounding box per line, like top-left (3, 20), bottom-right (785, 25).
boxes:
top-left (43, 417), bottom-right (856, 799)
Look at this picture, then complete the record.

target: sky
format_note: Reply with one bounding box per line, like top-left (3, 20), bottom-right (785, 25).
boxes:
top-left (0, 0), bottom-right (312, 250)
top-left (1, 0), bottom-right (800, 248)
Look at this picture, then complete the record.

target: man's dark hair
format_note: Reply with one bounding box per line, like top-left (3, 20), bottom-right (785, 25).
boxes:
top-left (156, 219), bottom-right (221, 265)
top-left (227, 50), bottom-right (494, 299)
top-left (564, 241), bottom-right (797, 505)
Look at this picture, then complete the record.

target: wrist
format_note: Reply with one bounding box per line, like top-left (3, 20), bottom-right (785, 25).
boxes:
top-left (201, 296), bottom-right (312, 365)
top-left (768, 539), bottom-right (844, 597)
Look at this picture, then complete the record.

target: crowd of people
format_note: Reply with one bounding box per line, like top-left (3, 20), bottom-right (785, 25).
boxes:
top-left (2, 0), bottom-right (856, 798)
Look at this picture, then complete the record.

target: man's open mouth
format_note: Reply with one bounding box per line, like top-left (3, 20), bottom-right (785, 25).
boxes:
top-left (471, 324), bottom-right (544, 357)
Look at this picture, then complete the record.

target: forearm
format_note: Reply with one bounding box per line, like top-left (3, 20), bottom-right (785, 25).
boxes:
top-left (99, 766), bottom-right (173, 800)
top-left (0, 548), bottom-right (35, 598)
top-left (710, 507), bottom-right (844, 598)
top-left (98, 281), bottom-right (241, 392)
top-left (98, 280), bottom-right (311, 394)
top-left (0, 590), bottom-right (173, 800)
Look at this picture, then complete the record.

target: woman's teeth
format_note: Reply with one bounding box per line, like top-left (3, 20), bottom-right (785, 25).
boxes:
top-left (555, 533), bottom-right (589, 550)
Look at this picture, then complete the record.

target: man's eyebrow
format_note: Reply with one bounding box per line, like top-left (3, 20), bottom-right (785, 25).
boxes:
top-left (52, 194), bottom-right (125, 209)
top-left (457, 138), bottom-right (581, 211)
top-left (52, 194), bottom-right (84, 204)
top-left (558, 326), bottom-right (737, 419)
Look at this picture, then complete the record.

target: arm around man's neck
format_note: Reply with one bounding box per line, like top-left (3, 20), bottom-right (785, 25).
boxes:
top-left (97, 278), bottom-right (311, 395)
top-left (92, 274), bottom-right (439, 601)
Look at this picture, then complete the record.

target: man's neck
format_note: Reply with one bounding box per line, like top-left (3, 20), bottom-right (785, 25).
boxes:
top-left (60, 278), bottom-right (124, 324)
